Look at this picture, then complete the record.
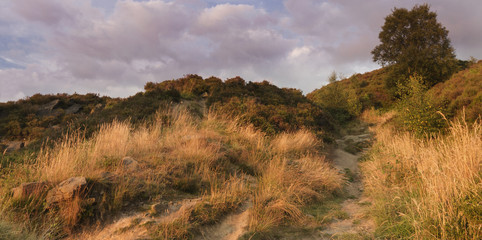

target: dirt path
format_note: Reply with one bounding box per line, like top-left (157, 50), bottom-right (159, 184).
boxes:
top-left (74, 198), bottom-right (201, 240)
top-left (320, 131), bottom-right (375, 239)
top-left (194, 201), bottom-right (252, 240)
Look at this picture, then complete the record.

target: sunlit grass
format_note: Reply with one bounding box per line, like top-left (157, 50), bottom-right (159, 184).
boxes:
top-left (361, 114), bottom-right (481, 239)
top-left (1, 107), bottom-right (343, 239)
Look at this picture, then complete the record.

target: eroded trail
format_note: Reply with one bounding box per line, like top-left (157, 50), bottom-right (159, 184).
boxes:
top-left (320, 130), bottom-right (375, 239)
top-left (74, 198), bottom-right (202, 240)
top-left (194, 201), bottom-right (252, 240)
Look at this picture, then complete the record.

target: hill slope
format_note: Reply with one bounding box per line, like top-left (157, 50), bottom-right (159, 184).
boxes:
top-left (308, 61), bottom-right (481, 125)
top-left (428, 60), bottom-right (482, 122)
top-left (0, 75), bottom-right (334, 153)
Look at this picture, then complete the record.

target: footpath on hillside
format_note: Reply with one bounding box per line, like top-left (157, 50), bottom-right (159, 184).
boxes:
top-left (73, 122), bottom-right (376, 240)
top-left (190, 123), bottom-right (377, 240)
top-left (318, 124), bottom-right (376, 239)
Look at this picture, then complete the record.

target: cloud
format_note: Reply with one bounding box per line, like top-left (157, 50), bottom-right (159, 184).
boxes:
top-left (1, 0), bottom-right (481, 102)
top-left (0, 57), bottom-right (24, 69)
top-left (12, 0), bottom-right (75, 26)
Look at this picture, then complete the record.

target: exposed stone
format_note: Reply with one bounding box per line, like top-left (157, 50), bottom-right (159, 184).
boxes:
top-left (11, 181), bottom-right (48, 199)
top-left (43, 99), bottom-right (60, 111)
top-left (65, 104), bottom-right (82, 114)
top-left (38, 99), bottom-right (60, 115)
top-left (46, 176), bottom-right (87, 206)
top-left (120, 156), bottom-right (139, 172)
top-left (5, 141), bottom-right (24, 153)
top-left (150, 202), bottom-right (168, 215)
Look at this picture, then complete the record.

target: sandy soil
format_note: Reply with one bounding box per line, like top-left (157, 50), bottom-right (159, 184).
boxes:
top-left (320, 131), bottom-right (375, 239)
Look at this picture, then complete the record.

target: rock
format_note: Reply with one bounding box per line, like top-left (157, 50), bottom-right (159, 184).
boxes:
top-left (46, 177), bottom-right (87, 206)
top-left (5, 141), bottom-right (24, 153)
top-left (38, 99), bottom-right (60, 115)
top-left (43, 99), bottom-right (60, 111)
top-left (65, 104), bottom-right (82, 114)
top-left (150, 202), bottom-right (168, 215)
top-left (120, 156), bottom-right (139, 172)
top-left (11, 181), bottom-right (48, 199)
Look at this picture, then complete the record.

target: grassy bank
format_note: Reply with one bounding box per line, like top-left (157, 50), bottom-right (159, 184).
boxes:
top-left (361, 111), bottom-right (481, 239)
top-left (0, 107), bottom-right (342, 239)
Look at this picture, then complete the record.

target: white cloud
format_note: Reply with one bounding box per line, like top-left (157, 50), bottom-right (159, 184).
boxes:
top-left (0, 0), bottom-right (481, 102)
top-left (288, 46), bottom-right (311, 59)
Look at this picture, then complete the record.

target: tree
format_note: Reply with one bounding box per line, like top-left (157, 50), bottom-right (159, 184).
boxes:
top-left (328, 71), bottom-right (338, 84)
top-left (372, 4), bottom-right (457, 89)
top-left (309, 71), bottom-right (361, 123)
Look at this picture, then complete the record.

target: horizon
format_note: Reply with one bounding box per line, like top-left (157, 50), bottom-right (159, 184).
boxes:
top-left (1, 0), bottom-right (481, 102)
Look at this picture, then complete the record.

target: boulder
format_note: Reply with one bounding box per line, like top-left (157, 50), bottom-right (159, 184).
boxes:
top-left (46, 177), bottom-right (87, 206)
top-left (65, 104), bottom-right (82, 114)
top-left (38, 99), bottom-right (60, 115)
top-left (11, 181), bottom-right (48, 199)
top-left (150, 202), bottom-right (168, 215)
top-left (120, 156), bottom-right (139, 172)
top-left (5, 141), bottom-right (24, 153)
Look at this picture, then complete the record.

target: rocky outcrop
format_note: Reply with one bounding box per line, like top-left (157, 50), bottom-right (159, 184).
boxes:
top-left (150, 202), bottom-right (168, 215)
top-left (120, 156), bottom-right (139, 172)
top-left (11, 181), bottom-right (48, 199)
top-left (46, 176), bottom-right (87, 206)
top-left (65, 104), bottom-right (82, 114)
top-left (5, 141), bottom-right (24, 153)
top-left (37, 99), bottom-right (60, 116)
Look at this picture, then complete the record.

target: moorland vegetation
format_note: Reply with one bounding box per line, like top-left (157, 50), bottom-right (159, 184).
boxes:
top-left (0, 4), bottom-right (480, 240)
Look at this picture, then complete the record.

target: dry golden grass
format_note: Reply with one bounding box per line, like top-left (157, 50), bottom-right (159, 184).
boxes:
top-left (360, 108), bottom-right (396, 125)
top-left (36, 109), bottom-right (223, 183)
top-left (2, 107), bottom-right (343, 239)
top-left (361, 116), bottom-right (481, 239)
top-left (248, 132), bottom-right (343, 232)
top-left (270, 129), bottom-right (319, 155)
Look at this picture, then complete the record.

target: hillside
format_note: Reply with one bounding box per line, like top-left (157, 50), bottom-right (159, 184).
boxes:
top-left (428, 60), bottom-right (482, 122)
top-left (1, 63), bottom-right (480, 239)
top-left (308, 60), bottom-right (481, 125)
top-left (0, 97), bottom-right (354, 239)
top-left (0, 75), bottom-right (334, 155)
top-left (308, 68), bottom-right (393, 108)
top-left (145, 75), bottom-right (334, 135)
top-left (2, 1), bottom-right (481, 239)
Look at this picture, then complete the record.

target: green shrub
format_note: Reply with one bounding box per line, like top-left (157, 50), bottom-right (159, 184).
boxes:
top-left (396, 75), bottom-right (447, 137)
top-left (308, 79), bottom-right (361, 124)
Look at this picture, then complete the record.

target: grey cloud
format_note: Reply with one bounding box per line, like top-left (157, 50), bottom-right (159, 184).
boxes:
top-left (56, 1), bottom-right (194, 62)
top-left (1, 0), bottom-right (482, 102)
top-left (12, 0), bottom-right (80, 26)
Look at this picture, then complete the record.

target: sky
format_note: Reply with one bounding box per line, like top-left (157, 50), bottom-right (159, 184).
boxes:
top-left (0, 0), bottom-right (481, 102)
